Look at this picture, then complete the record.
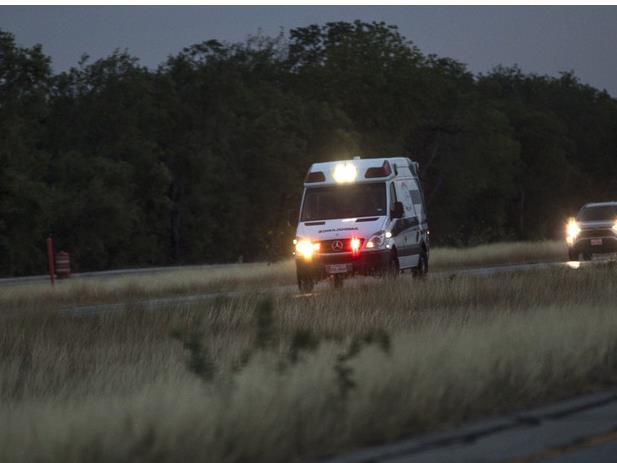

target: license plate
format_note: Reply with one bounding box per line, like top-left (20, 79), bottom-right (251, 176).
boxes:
top-left (591, 238), bottom-right (603, 246)
top-left (326, 264), bottom-right (351, 274)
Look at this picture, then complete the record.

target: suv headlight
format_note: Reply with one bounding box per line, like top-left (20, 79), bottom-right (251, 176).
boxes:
top-left (566, 218), bottom-right (580, 245)
top-left (366, 231), bottom-right (391, 249)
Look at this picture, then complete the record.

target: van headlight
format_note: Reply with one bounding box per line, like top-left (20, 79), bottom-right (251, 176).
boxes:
top-left (566, 218), bottom-right (580, 245)
top-left (366, 231), bottom-right (390, 249)
top-left (295, 238), bottom-right (320, 260)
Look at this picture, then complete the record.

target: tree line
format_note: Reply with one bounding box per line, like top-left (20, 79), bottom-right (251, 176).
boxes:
top-left (1, 21), bottom-right (616, 276)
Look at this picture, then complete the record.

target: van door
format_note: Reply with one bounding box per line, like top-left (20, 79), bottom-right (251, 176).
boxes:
top-left (393, 179), bottom-right (420, 269)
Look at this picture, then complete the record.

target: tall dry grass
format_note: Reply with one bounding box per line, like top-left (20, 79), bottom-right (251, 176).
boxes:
top-left (430, 240), bottom-right (567, 270)
top-left (0, 240), bottom-right (566, 313)
top-left (2, 262), bottom-right (617, 463)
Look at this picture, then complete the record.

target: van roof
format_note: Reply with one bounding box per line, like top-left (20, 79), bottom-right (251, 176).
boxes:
top-left (305, 157), bottom-right (418, 186)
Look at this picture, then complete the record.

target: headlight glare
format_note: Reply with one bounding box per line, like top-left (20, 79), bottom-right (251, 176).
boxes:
top-left (295, 239), bottom-right (319, 260)
top-left (566, 218), bottom-right (580, 245)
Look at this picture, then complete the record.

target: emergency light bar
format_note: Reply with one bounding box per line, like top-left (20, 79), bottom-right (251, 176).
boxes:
top-left (365, 160), bottom-right (392, 178)
top-left (305, 171), bottom-right (326, 183)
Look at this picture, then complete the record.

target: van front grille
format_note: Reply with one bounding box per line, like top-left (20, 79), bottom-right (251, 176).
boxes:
top-left (319, 238), bottom-right (365, 253)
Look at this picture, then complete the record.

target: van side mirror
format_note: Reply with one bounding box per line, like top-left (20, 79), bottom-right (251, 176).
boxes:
top-left (287, 208), bottom-right (298, 227)
top-left (391, 201), bottom-right (404, 220)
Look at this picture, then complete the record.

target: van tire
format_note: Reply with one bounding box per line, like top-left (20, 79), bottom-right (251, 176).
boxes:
top-left (568, 249), bottom-right (577, 261)
top-left (385, 251), bottom-right (400, 278)
top-left (297, 274), bottom-right (314, 294)
top-left (412, 250), bottom-right (428, 278)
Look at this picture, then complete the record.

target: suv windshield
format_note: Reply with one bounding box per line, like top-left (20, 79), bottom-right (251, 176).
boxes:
top-left (301, 183), bottom-right (387, 221)
top-left (577, 205), bottom-right (617, 221)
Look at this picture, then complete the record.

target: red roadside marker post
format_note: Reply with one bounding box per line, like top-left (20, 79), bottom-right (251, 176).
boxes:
top-left (46, 237), bottom-right (55, 287)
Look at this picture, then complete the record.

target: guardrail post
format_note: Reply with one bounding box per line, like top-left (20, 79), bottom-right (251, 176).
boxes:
top-left (47, 237), bottom-right (55, 287)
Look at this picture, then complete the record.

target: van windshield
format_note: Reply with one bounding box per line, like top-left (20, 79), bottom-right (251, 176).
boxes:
top-left (301, 183), bottom-right (387, 221)
top-left (577, 205), bottom-right (617, 221)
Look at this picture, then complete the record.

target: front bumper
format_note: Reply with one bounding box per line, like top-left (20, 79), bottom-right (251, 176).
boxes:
top-left (296, 249), bottom-right (391, 281)
top-left (570, 235), bottom-right (617, 255)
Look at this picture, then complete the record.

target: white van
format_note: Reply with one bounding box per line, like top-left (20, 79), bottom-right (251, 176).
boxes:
top-left (293, 157), bottom-right (429, 292)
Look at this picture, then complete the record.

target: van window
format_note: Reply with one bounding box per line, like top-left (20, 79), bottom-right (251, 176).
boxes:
top-left (301, 183), bottom-right (387, 221)
top-left (395, 181), bottom-right (416, 218)
top-left (390, 183), bottom-right (397, 205)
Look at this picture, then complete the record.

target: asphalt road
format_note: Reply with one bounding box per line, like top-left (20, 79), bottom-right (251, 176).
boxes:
top-left (60, 260), bottom-right (586, 317)
top-left (0, 259), bottom-right (602, 318)
top-left (0, 258), bottom-right (596, 289)
top-left (0, 263), bottom-right (228, 287)
top-left (322, 390), bottom-right (617, 463)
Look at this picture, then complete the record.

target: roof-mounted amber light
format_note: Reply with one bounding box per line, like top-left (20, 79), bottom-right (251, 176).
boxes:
top-left (365, 161), bottom-right (392, 178)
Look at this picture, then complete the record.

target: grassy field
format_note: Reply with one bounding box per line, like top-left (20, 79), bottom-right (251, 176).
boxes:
top-left (430, 240), bottom-right (567, 270)
top-left (0, 240), bottom-right (566, 313)
top-left (2, 253), bottom-right (617, 462)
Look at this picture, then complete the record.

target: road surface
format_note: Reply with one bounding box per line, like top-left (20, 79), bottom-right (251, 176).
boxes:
top-left (0, 259), bottom-right (602, 318)
top-left (57, 261), bottom-right (591, 317)
top-left (0, 262), bottom-right (229, 287)
top-left (322, 390), bottom-right (617, 463)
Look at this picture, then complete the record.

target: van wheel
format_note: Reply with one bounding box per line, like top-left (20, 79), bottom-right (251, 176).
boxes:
top-left (297, 275), bottom-right (314, 294)
top-left (385, 251), bottom-right (400, 278)
top-left (412, 250), bottom-right (428, 278)
top-left (568, 249), bottom-right (577, 261)
top-left (332, 275), bottom-right (344, 289)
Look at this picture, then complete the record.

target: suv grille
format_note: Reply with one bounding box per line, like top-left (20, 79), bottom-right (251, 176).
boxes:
top-left (579, 229), bottom-right (615, 239)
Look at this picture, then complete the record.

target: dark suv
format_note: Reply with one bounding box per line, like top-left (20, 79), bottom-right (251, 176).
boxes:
top-left (567, 202), bottom-right (617, 261)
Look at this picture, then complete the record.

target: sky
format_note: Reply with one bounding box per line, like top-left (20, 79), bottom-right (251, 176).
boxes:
top-left (1, 6), bottom-right (617, 96)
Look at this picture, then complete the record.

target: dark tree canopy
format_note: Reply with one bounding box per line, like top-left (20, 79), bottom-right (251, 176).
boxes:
top-left (1, 23), bottom-right (616, 275)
